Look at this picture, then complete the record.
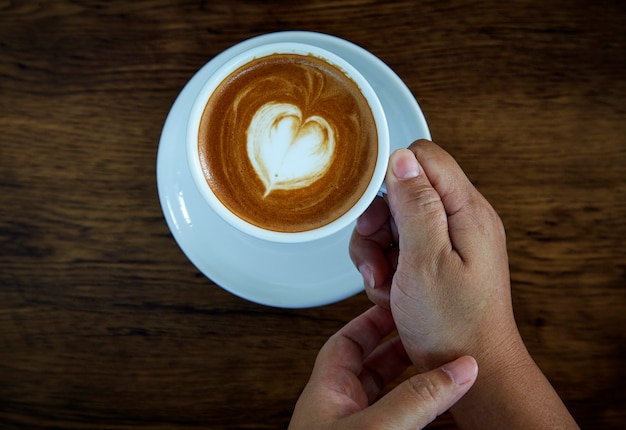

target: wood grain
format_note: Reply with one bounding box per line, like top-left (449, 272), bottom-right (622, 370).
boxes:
top-left (1, 1), bottom-right (624, 428)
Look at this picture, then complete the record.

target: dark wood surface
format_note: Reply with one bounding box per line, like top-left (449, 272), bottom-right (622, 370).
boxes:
top-left (1, 1), bottom-right (624, 428)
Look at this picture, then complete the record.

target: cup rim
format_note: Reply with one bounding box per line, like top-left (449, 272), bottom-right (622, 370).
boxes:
top-left (187, 41), bottom-right (389, 243)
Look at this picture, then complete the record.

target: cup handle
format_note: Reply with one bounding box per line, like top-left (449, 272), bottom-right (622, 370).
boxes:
top-left (376, 182), bottom-right (387, 197)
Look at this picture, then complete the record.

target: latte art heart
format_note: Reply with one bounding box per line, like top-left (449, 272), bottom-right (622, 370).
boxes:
top-left (198, 53), bottom-right (378, 233)
top-left (247, 102), bottom-right (336, 197)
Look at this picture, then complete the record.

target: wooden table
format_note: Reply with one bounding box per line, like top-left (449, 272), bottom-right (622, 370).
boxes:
top-left (1, 1), bottom-right (624, 428)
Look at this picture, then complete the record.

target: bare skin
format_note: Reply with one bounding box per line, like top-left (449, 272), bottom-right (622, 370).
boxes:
top-left (289, 305), bottom-right (478, 429)
top-left (290, 140), bottom-right (579, 429)
top-left (350, 140), bottom-right (579, 429)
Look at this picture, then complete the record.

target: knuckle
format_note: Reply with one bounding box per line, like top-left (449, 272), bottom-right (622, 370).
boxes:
top-left (482, 201), bottom-right (506, 240)
top-left (469, 195), bottom-right (506, 239)
top-left (412, 184), bottom-right (442, 209)
top-left (404, 375), bottom-right (444, 423)
top-left (408, 374), bottom-right (442, 405)
top-left (398, 184), bottom-right (446, 224)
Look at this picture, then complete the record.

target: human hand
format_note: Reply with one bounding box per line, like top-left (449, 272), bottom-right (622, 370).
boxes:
top-left (289, 305), bottom-right (478, 429)
top-left (350, 140), bottom-right (579, 429)
top-left (350, 140), bottom-right (522, 371)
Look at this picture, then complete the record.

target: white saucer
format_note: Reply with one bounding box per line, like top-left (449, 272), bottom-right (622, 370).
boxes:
top-left (156, 31), bottom-right (431, 308)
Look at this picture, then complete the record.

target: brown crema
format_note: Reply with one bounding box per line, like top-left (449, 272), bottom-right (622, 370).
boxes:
top-left (198, 53), bottom-right (377, 233)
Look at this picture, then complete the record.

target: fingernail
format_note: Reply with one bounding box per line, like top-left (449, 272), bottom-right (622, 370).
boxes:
top-left (442, 356), bottom-right (478, 386)
top-left (358, 264), bottom-right (375, 289)
top-left (391, 149), bottom-right (420, 179)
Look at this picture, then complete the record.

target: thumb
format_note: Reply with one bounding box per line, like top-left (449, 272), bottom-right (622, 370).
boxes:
top-left (345, 356), bottom-right (478, 429)
top-left (385, 148), bottom-right (450, 263)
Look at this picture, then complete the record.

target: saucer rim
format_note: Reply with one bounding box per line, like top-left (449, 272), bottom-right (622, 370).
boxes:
top-left (156, 31), bottom-right (431, 308)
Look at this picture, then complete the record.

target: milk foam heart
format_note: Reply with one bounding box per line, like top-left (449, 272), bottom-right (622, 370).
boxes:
top-left (196, 51), bottom-right (381, 236)
top-left (247, 102), bottom-right (336, 197)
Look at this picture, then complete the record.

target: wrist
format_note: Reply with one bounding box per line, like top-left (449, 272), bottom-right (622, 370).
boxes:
top-left (403, 314), bottom-right (528, 376)
top-left (445, 328), bottom-right (578, 429)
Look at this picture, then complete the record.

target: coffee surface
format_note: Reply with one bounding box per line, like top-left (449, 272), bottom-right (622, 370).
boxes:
top-left (198, 53), bottom-right (377, 233)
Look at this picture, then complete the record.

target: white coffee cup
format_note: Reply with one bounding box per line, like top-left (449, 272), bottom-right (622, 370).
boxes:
top-left (187, 41), bottom-right (389, 243)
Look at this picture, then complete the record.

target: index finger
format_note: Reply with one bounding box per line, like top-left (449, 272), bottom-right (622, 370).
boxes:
top-left (313, 306), bottom-right (397, 379)
top-left (349, 197), bottom-right (394, 305)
